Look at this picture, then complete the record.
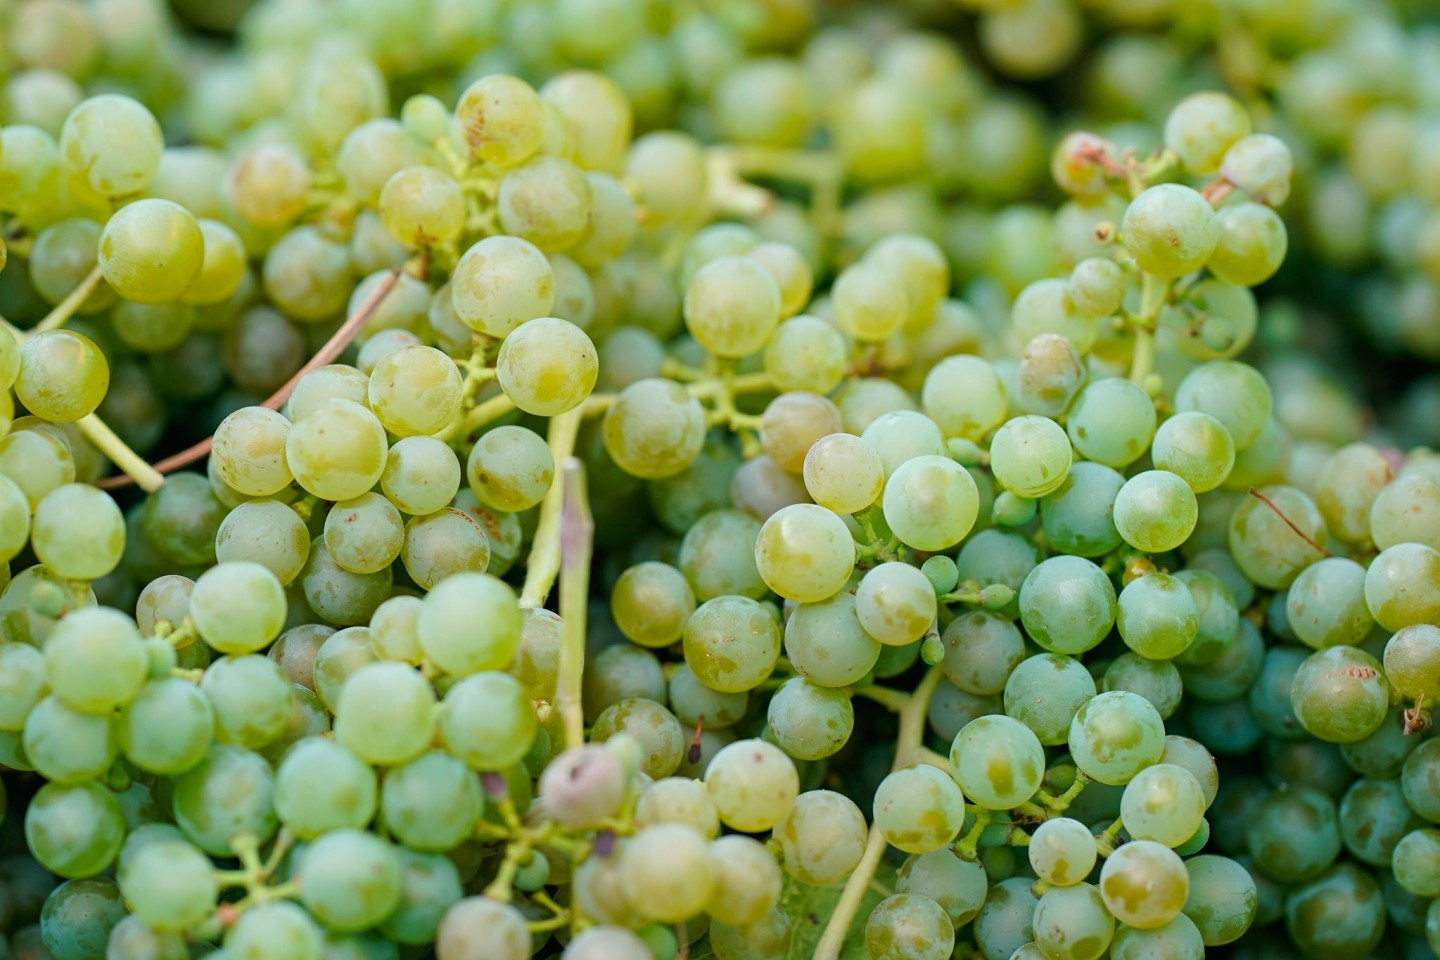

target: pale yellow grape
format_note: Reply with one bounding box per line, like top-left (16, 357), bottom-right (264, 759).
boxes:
top-left (707, 834), bottom-right (783, 926)
top-left (746, 242), bottom-right (813, 318)
top-left (211, 406), bottom-right (293, 498)
top-left (882, 455), bottom-right (981, 552)
top-left (99, 198), bottom-right (205, 304)
top-left (1100, 840), bottom-right (1190, 930)
top-left (706, 739), bottom-right (799, 833)
top-left (803, 433), bottom-right (884, 515)
top-left (764, 315), bottom-right (848, 395)
top-left (683, 255), bottom-right (783, 358)
top-left (381, 436), bottom-right (462, 517)
top-left (286, 399), bottom-right (389, 502)
top-left (1163, 92), bottom-right (1252, 175)
top-left (755, 503), bottom-right (856, 602)
top-left (496, 316), bottom-right (598, 416)
top-left (59, 94), bottom-right (162, 198)
top-left (541, 69), bottom-right (633, 175)
top-left (921, 355), bottom-right (1008, 441)
top-left (833, 259), bottom-right (909, 342)
top-left (286, 365), bottom-right (369, 422)
top-left (401, 508), bottom-right (491, 590)
top-left (226, 143), bottom-right (311, 228)
top-left (496, 155), bottom-right (592, 251)
top-left (450, 236), bottom-right (555, 338)
top-left (618, 824), bottom-right (717, 924)
top-left (466, 426), bottom-right (554, 512)
top-left (603, 378), bottom-right (707, 479)
top-left (774, 789), bottom-right (869, 886)
top-left (760, 392), bottom-right (842, 474)
top-left (15, 330), bottom-right (108, 423)
top-left (367, 345), bottom-right (463, 438)
top-left (454, 74), bottom-right (546, 168)
top-left (379, 165), bottom-right (465, 247)
top-left (32, 484), bottom-right (124, 582)
top-left (180, 219), bottom-right (247, 305)
top-left (990, 415), bottom-right (1073, 498)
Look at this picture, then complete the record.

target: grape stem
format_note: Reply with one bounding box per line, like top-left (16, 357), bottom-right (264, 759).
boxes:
top-left (553, 454), bottom-right (593, 752)
top-left (1095, 815), bottom-right (1126, 856)
top-left (24, 263), bottom-right (106, 339)
top-left (77, 413), bottom-right (166, 492)
top-left (521, 409), bottom-right (586, 609)
top-left (1129, 272), bottom-right (1168, 385)
top-left (815, 666), bottom-right (945, 960)
top-left (1245, 487), bottom-right (1332, 556)
top-left (436, 391), bottom-right (517, 443)
top-left (95, 264), bottom-right (406, 490)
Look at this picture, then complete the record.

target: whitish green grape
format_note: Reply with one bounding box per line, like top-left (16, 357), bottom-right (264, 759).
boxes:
top-left (379, 165), bottom-right (464, 247)
top-left (1219, 133), bottom-right (1292, 206)
top-left (922, 355), bottom-right (1008, 441)
top-left (381, 436), bottom-right (462, 516)
top-left (1029, 817), bottom-right (1098, 886)
top-left (1228, 485), bottom-right (1327, 590)
top-left (611, 562), bottom-right (694, 649)
top-left (438, 671), bottom-right (535, 771)
top-left (865, 894), bottom-right (954, 960)
top-left (99, 198), bottom-right (204, 304)
top-left (117, 838), bottom-right (218, 932)
top-left (755, 503), bottom-right (855, 602)
top-left (200, 655), bottom-right (291, 749)
top-left (15, 330), bottom-right (108, 423)
top-left (324, 493), bottom-right (404, 575)
top-left (803, 432), bottom-right (884, 515)
top-left (496, 154), bottom-right (592, 250)
top-left (683, 595), bottom-right (780, 693)
top-left (1291, 645), bottom-right (1391, 743)
top-left (874, 765), bottom-right (966, 852)
top-left (1174, 361), bottom-right (1272, 450)
top-left (455, 74), bottom-right (545, 167)
top-left (1209, 202), bottom-right (1288, 286)
top-left (1121, 184), bottom-right (1220, 278)
top-left (1118, 572), bottom-right (1200, 660)
top-left (401, 508), bottom-right (490, 589)
top-left (706, 739), bottom-right (798, 833)
top-left (1182, 855), bottom-right (1258, 945)
top-left (618, 823), bottom-right (716, 923)
top-left (382, 751), bottom-right (485, 851)
top-left (1005, 653), bottom-right (1097, 745)
top-left (1019, 556), bottom-right (1116, 656)
top-left (1384, 624), bottom-right (1440, 703)
top-left (784, 591), bottom-right (881, 688)
top-left (183, 218), bottom-right (248, 305)
top-left (190, 561), bottom-right (286, 655)
top-left (856, 562), bottom-right (938, 646)
top-left (0, 642), bottom-right (47, 730)
top-left (991, 415), bottom-right (1072, 498)
top-left (115, 677), bottom-right (213, 776)
top-left (1286, 557), bottom-right (1373, 649)
top-left (896, 849), bottom-right (989, 926)
top-left (1364, 542), bottom-right (1440, 631)
top-left (450, 236), bottom-right (555, 338)
top-left (1114, 471), bottom-right (1199, 554)
top-left (26, 781), bottom-right (126, 877)
top-left (31, 483), bottom-right (122, 582)
top-left (766, 315), bottom-right (848, 395)
top-left (942, 610), bottom-right (1025, 695)
top-left (43, 607), bottom-right (147, 714)
top-left (335, 661), bottom-right (437, 766)
top-left (636, 776), bottom-right (718, 837)
top-left (23, 695), bottom-right (115, 784)
top-left (764, 392), bottom-right (843, 474)
top-left (286, 399), bottom-right (389, 502)
top-left (881, 455), bottom-right (980, 551)
top-left (467, 426), bottom-right (553, 512)
top-left (211, 406), bottom-right (293, 497)
top-left (603, 378), bottom-right (706, 479)
top-left (1110, 915), bottom-right (1207, 960)
top-left (496, 316), bottom-right (598, 416)
top-left (1164, 92), bottom-right (1251, 174)
top-left (1121, 763), bottom-right (1207, 847)
top-left (298, 828), bottom-right (404, 933)
top-left (60, 94), bottom-right (163, 197)
top-left (1032, 883), bottom-right (1115, 960)
top-left (367, 346), bottom-right (462, 437)
top-left (1152, 412), bottom-right (1235, 493)
top-left (436, 898), bottom-right (530, 960)
top-left (766, 677), bottom-right (853, 760)
top-left (951, 714), bottom-right (1045, 809)
top-left (591, 698), bottom-right (685, 779)
top-left (708, 833), bottom-right (783, 926)
top-left (769, 788), bottom-right (865, 887)
top-left (1069, 690), bottom-right (1166, 785)
top-left (274, 736), bottom-right (378, 839)
top-left (1100, 840), bottom-right (1190, 929)
top-left (833, 258), bottom-right (908, 342)
top-left (684, 255), bottom-right (782, 357)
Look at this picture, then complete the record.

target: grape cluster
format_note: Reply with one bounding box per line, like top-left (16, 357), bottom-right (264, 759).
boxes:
top-left (1, 2), bottom-right (1439, 960)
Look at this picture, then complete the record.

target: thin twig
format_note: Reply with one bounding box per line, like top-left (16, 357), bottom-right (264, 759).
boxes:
top-left (555, 456), bottom-right (592, 751)
top-left (1247, 488), bottom-right (1332, 557)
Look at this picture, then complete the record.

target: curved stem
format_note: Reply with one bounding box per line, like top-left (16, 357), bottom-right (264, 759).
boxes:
top-left (436, 391), bottom-right (516, 443)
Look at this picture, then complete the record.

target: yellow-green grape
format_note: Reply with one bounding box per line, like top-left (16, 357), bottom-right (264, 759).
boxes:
top-left (0, 476), bottom-right (29, 564)
top-left (226, 143), bottom-right (312, 228)
top-left (287, 365), bottom-right (369, 422)
top-left (755, 503), bottom-right (856, 602)
top-left (286, 399), bottom-right (389, 502)
top-left (746, 242), bottom-right (813, 319)
top-left (378, 166), bottom-right (465, 248)
top-left (867, 233), bottom-right (950, 329)
top-left (495, 316), bottom-right (598, 417)
top-left (15, 330), bottom-right (109, 423)
top-left (180, 219), bottom-right (247, 305)
top-left (882, 455), bottom-right (981, 552)
top-left (705, 739), bottom-right (799, 833)
top-left (922, 355), bottom-right (1008, 441)
top-left (1364, 542), bottom-right (1440, 632)
top-left (612, 562), bottom-right (695, 649)
top-left (683, 595), bottom-right (780, 693)
top-left (950, 715), bottom-right (1046, 810)
top-left (496, 155), bottom-right (592, 251)
top-left (1121, 763), bottom-right (1208, 847)
top-left (683, 255), bottom-right (782, 358)
top-left (211, 406), bottom-right (293, 498)
top-left (1228, 485), bottom-right (1327, 590)
top-left (111, 301), bottom-right (193, 353)
top-left (625, 131), bottom-right (708, 227)
top-left (1100, 840), bottom-right (1190, 930)
top-left (0, 324), bottom-right (17, 392)
top-left (540, 69), bottom-right (633, 175)
top-left (450, 236), bottom-right (555, 339)
top-left (401, 508), bottom-right (491, 590)
top-left (834, 77), bottom-right (928, 184)
top-left (1114, 470), bottom-right (1199, 554)
top-left (760, 392), bottom-right (842, 474)
top-left (1029, 818), bottom-right (1098, 886)
top-left (1068, 257), bottom-right (1127, 317)
top-left (263, 226), bottom-right (354, 323)
top-left (713, 58), bottom-right (813, 148)
top-left (990, 415), bottom-right (1073, 498)
top-left (380, 436), bottom-right (461, 517)
top-left (1163, 92), bottom-right (1252, 175)
top-left (324, 492), bottom-right (405, 576)
top-left (31, 483), bottom-right (124, 581)
top-left (59, 94), bottom-right (163, 198)
top-left (1120, 184), bottom-right (1220, 280)
top-left (367, 345), bottom-right (463, 437)
top-left (857, 562), bottom-right (938, 646)
top-left (99, 198), bottom-right (205, 304)
top-left (764, 315), bottom-right (848, 395)
top-left (602, 378), bottom-right (706, 479)
top-left (1207, 202), bottom-right (1288, 287)
top-left (707, 833), bottom-right (783, 927)
top-left (1017, 333), bottom-right (1085, 418)
top-left (466, 426), bottom-right (554, 513)
top-left (618, 824), bottom-right (717, 924)
top-left (1050, 131), bottom-right (1114, 197)
top-left (454, 74), bottom-right (546, 168)
top-left (833, 259), bottom-right (909, 342)
top-left (874, 766), bottom-right (966, 854)
top-left (1011, 277), bottom-right (1097, 354)
top-left (335, 118), bottom-right (425, 207)
top-left (29, 219), bottom-right (116, 315)
top-left (568, 172), bottom-right (636, 269)
top-left (803, 433), bottom-right (884, 515)
top-left (1219, 133), bottom-right (1293, 207)
top-left (0, 124), bottom-right (63, 227)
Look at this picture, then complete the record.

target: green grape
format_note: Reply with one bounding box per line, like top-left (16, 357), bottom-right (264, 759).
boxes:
top-left (366, 345), bottom-right (463, 438)
top-left (98, 198), bottom-right (204, 304)
top-left (1171, 280), bottom-right (1260, 362)
top-left (1120, 184), bottom-right (1220, 278)
top-left (762, 392), bottom-right (843, 474)
top-left (1220, 133), bottom-right (1292, 206)
top-left (991, 415), bottom-right (1073, 498)
top-left (303, 538), bottom-right (393, 626)
top-left (111, 300), bottom-right (194, 354)
top-left (216, 500), bottom-right (310, 585)
top-left (1067, 257), bottom-right (1127, 317)
top-left (683, 255), bottom-right (781, 358)
top-left (0, 564), bottom-right (94, 648)
top-left (43, 606), bottom-right (147, 713)
top-left (1285, 557), bottom-right (1373, 649)
top-left (1384, 623), bottom-right (1440, 702)
top-left (941, 610), bottom-right (1024, 696)
top-left (1114, 470), bottom-right (1199, 554)
top-left (1174, 361), bottom-right (1272, 450)
top-left (438, 671), bottom-right (535, 771)
top-left (802, 433), bottom-right (883, 515)
top-left (974, 876), bottom-right (1040, 960)
top-left (617, 823), bottom-right (716, 924)
top-left (582, 644), bottom-right (665, 721)
top-left (896, 849), bottom-right (988, 926)
top-left (747, 241), bottom-right (813, 319)
top-left (832, 259), bottom-right (909, 342)
top-left (378, 165), bottom-right (464, 247)
top-left (1284, 864), bottom-right (1384, 958)
top-left (449, 235), bottom-right (555, 338)
top-left (417, 572), bottom-right (519, 676)
top-left (335, 661), bottom-right (437, 767)
top-left (591, 698), bottom-right (685, 779)
top-left (834, 75), bottom-right (929, 183)
top-left (467, 426), bottom-right (553, 513)
top-left (1039, 461), bottom-right (1124, 557)
top-left (1364, 541), bottom-right (1440, 631)
top-left (1105, 652), bottom-right (1183, 719)
top-left (874, 765), bottom-right (967, 852)
top-left (856, 562), bottom-right (938, 646)
top-left (25, 780), bottom-right (126, 878)
top-left (190, 561), bottom-right (286, 655)
top-left (0, 641), bottom-right (47, 730)
top-left (1121, 763), bottom-right (1207, 847)
top-left (455, 74), bottom-right (545, 166)
top-left (1032, 882), bottom-right (1115, 960)
top-left (298, 828), bottom-right (404, 933)
top-left (882, 454), bottom-right (980, 551)
top-left (116, 677), bottom-right (214, 775)
top-left (1100, 840), bottom-right (1189, 930)
top-left (496, 154), bottom-right (592, 250)
top-left (636, 776), bottom-right (720, 837)
top-left (1290, 645), bottom-right (1391, 743)
top-left (199, 654), bottom-right (290, 749)
top-left (754, 503), bottom-right (854, 602)
top-left (1405, 740), bottom-right (1440, 826)
top-left (1312, 442), bottom-right (1392, 544)
top-left (287, 367), bottom-right (370, 423)
top-left (225, 900), bottom-right (322, 960)
top-left (1208, 202), bottom-right (1288, 286)
top-left (1339, 777), bottom-right (1421, 867)
top-left (181, 218), bottom-right (247, 305)
top-left (1152, 412), bottom-right (1236, 493)
top-left (23, 695), bottom-right (115, 784)
top-left (117, 837), bottom-right (218, 932)
top-left (261, 226), bottom-right (353, 322)
top-left (705, 738), bottom-right (798, 832)
top-left (921, 355), bottom-right (1008, 441)
top-left (1109, 914), bottom-right (1206, 960)
top-left (59, 94), bottom-right (163, 197)
top-left (836, 377), bottom-right (920, 435)
top-left (29, 219), bottom-right (115, 314)
top-left (324, 493), bottom-right (405, 575)
top-left (762, 315), bottom-right (845, 395)
top-left (603, 378), bottom-right (706, 479)
top-left (1163, 92), bottom-right (1251, 175)
top-left (569, 171), bottom-right (636, 268)
top-left (1069, 690), bottom-right (1166, 785)
top-left (105, 913), bottom-right (189, 960)
top-left (1180, 855), bottom-right (1258, 946)
top-left (1117, 572), bottom-right (1200, 660)
top-left (225, 143), bottom-right (310, 228)
top-left (304, 630), bottom-right (369, 707)
top-left (381, 751), bottom-right (484, 852)
top-left (495, 315), bottom-right (598, 416)
top-left (1028, 817), bottom-right (1098, 887)
top-left (286, 399), bottom-right (389, 502)
top-left (1005, 653), bottom-right (1096, 745)
top-left (1171, 569), bottom-right (1240, 666)
top-left (401, 507), bottom-right (491, 590)
top-left (714, 59), bottom-right (814, 149)
top-left (950, 714), bottom-right (1045, 810)
top-left (1019, 556), bottom-right (1116, 656)
top-left (15, 329), bottom-right (108, 423)
top-left (1246, 786), bottom-right (1340, 884)
top-left (865, 894), bottom-right (954, 960)
top-left (707, 833), bottom-right (783, 927)
top-left (380, 848), bottom-right (463, 945)
top-left (39, 878), bottom-right (127, 960)
top-left (380, 436), bottom-right (461, 516)
top-left (784, 590), bottom-right (882, 688)
top-left (683, 595), bottom-right (780, 693)
top-left (1017, 333), bottom-right (1086, 417)
top-left (561, 926), bottom-right (654, 960)
top-left (1011, 275), bottom-right (1097, 351)
top-left (29, 484), bottom-right (121, 583)
top-left (1370, 470), bottom-right (1440, 550)
top-left (0, 427), bottom-right (75, 510)
top-left (771, 679), bottom-right (846, 759)
top-left (612, 562), bottom-right (695, 649)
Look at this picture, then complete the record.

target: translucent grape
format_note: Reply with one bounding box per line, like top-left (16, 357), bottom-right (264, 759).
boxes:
top-left (683, 255), bottom-right (782, 358)
top-left (297, 829), bottom-right (404, 933)
top-left (766, 677), bottom-right (853, 760)
top-left (59, 94), bottom-right (162, 197)
top-left (1364, 541), bottom-right (1440, 631)
top-left (496, 315), bottom-right (598, 417)
top-left (683, 595), bottom-right (780, 693)
top-left (865, 894), bottom-right (954, 960)
top-left (603, 378), bottom-right (706, 480)
top-left (950, 714), bottom-right (1046, 810)
top-left (705, 739), bottom-right (798, 833)
top-left (98, 198), bottom-right (204, 304)
top-left (15, 329), bottom-right (109, 423)
top-left (1019, 556), bottom-right (1117, 656)
top-left (1174, 361), bottom-right (1272, 450)
top-left (762, 392), bottom-right (843, 474)
top-left (1029, 817), bottom-right (1099, 887)
top-left (200, 654), bottom-right (292, 749)
top-left (1121, 184), bottom-right (1220, 278)
top-left (25, 780), bottom-right (126, 878)
top-left (1069, 690), bottom-right (1166, 785)
top-left (286, 399), bottom-right (389, 503)
top-left (784, 591), bottom-right (882, 688)
top-left (43, 606), bottom-right (147, 714)
top-left (335, 661), bottom-right (437, 766)
top-left (450, 236), bottom-right (556, 338)
top-left (1005, 653), bottom-right (1097, 745)
top-left (881, 454), bottom-right (981, 551)
top-left (1152, 412), bottom-right (1235, 493)
top-left (754, 503), bottom-right (855, 602)
top-left (1100, 840), bottom-right (1189, 929)
top-left (990, 415), bottom-right (1073, 498)
top-left (437, 671), bottom-right (535, 771)
top-left (1114, 470), bottom-right (1199, 554)
top-left (921, 355), bottom-right (1009, 441)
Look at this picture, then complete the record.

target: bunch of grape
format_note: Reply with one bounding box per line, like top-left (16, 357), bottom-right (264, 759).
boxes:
top-left (1, 1), bottom-right (1440, 960)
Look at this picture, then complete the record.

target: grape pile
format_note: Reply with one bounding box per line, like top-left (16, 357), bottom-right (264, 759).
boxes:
top-left (0, 1), bottom-right (1439, 960)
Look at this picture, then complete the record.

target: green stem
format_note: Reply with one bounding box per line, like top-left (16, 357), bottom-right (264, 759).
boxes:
top-left (77, 413), bottom-right (166, 492)
top-left (437, 392), bottom-right (516, 443)
top-left (554, 456), bottom-right (592, 752)
top-left (954, 808), bottom-right (993, 861)
top-left (26, 264), bottom-right (104, 338)
top-left (520, 408), bottom-right (585, 609)
top-left (1129, 273), bottom-right (1168, 385)
top-left (848, 684), bottom-right (910, 712)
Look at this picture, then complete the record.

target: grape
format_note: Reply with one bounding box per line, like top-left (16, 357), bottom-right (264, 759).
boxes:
top-left (991, 415), bottom-right (1073, 498)
top-left (497, 315), bottom-right (599, 417)
top-left (591, 698), bottom-right (685, 779)
top-left (368, 345), bottom-right (462, 437)
top-left (1032, 882), bottom-right (1114, 960)
top-left (1246, 786), bottom-right (1341, 884)
top-left (683, 255), bottom-right (782, 358)
top-left (455, 74), bottom-right (545, 166)
top-left (682, 595), bottom-right (780, 693)
top-left (765, 315), bottom-right (848, 395)
top-left (941, 610), bottom-right (1025, 696)
top-left (754, 503), bottom-right (855, 602)
top-left (873, 765), bottom-right (966, 853)
top-left (23, 695), bottom-right (115, 784)
top-left (381, 436), bottom-right (462, 516)
top-left (117, 837), bottom-right (217, 931)
top-left (1069, 690), bottom-right (1166, 785)
top-left (189, 561), bottom-right (287, 655)
top-left (896, 849), bottom-right (989, 925)
top-left (417, 572), bottom-right (520, 676)
top-left (762, 392), bottom-right (843, 474)
top-left (881, 454), bottom-right (980, 551)
top-left (921, 355), bottom-right (1009, 441)
top-left (42, 606), bottom-right (147, 713)
top-left (1100, 840), bottom-right (1189, 929)
top-left (603, 378), bottom-right (706, 479)
top-left (583, 645), bottom-right (666, 721)
top-left (171, 744), bottom-right (277, 856)
top-left (25, 781), bottom-right (126, 878)
top-left (106, 913), bottom-right (189, 960)
top-left (706, 739), bottom-right (798, 832)
top-left (450, 236), bottom-right (555, 338)
top-left (0, 642), bottom-right (47, 731)
top-left (1290, 645), bottom-right (1391, 743)
top-left (1227, 485), bottom-right (1327, 590)
top-left (1029, 817), bottom-right (1098, 887)
top-left (1121, 184), bottom-right (1220, 278)
top-left (1384, 623), bottom-right (1440, 702)
top-left (950, 715), bottom-right (1046, 810)
top-left (766, 677), bottom-right (853, 760)
top-left (1117, 572), bottom-right (1200, 660)
top-left (1121, 763), bottom-right (1207, 847)
top-left (1152, 412), bottom-right (1235, 493)
top-left (616, 823), bottom-right (716, 924)
top-left (1114, 470), bottom-right (1199, 554)
top-left (974, 876), bottom-right (1040, 960)
top-left (467, 425), bottom-right (554, 513)
top-left (15, 329), bottom-right (109, 423)
top-left (60, 94), bottom-right (162, 197)
top-left (40, 878), bottom-right (127, 960)
top-left (1220, 133), bottom-right (1293, 206)
top-left (380, 750), bottom-right (484, 851)
top-left (1019, 556), bottom-right (1117, 656)
top-left (1005, 653), bottom-right (1097, 745)
top-left (274, 736), bottom-right (378, 839)
top-left (866, 894), bottom-right (955, 960)
top-left (1175, 362), bottom-right (1273, 450)
top-left (297, 828), bottom-right (404, 933)
top-left (382, 849), bottom-right (464, 945)
top-left (1284, 863), bottom-right (1385, 958)
top-left (1364, 541), bottom-right (1440, 631)
top-left (437, 671), bottom-right (535, 771)
top-left (201, 654), bottom-right (291, 749)
top-left (784, 590), bottom-right (882, 688)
